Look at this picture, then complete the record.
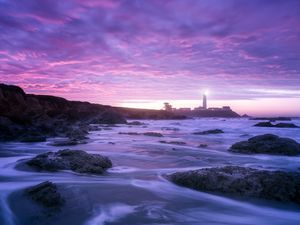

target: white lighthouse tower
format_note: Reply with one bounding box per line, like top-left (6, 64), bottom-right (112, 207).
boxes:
top-left (203, 93), bottom-right (207, 109)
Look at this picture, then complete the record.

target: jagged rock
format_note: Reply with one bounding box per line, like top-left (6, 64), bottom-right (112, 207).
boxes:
top-left (229, 134), bottom-right (300, 156)
top-left (193, 129), bottom-right (224, 135)
top-left (143, 132), bottom-right (163, 137)
top-left (25, 181), bottom-right (64, 208)
top-left (167, 166), bottom-right (300, 204)
top-left (26, 149), bottom-right (112, 174)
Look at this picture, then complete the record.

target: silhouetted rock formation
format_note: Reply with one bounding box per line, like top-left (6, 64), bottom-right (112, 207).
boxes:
top-left (229, 134), bottom-right (300, 156)
top-left (193, 129), bottom-right (224, 135)
top-left (167, 166), bottom-right (300, 204)
top-left (0, 83), bottom-right (185, 142)
top-left (254, 122), bottom-right (299, 128)
top-left (26, 149), bottom-right (112, 174)
top-left (25, 181), bottom-right (64, 208)
top-left (0, 83), bottom-right (126, 141)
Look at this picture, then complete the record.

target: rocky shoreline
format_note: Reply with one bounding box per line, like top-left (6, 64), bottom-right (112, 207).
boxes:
top-left (2, 83), bottom-right (300, 222)
top-left (0, 83), bottom-right (185, 142)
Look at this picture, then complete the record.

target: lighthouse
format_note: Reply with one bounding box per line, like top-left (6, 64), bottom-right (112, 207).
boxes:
top-left (203, 94), bottom-right (207, 109)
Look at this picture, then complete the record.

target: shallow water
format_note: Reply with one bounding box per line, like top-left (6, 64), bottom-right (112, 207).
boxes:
top-left (1, 118), bottom-right (300, 225)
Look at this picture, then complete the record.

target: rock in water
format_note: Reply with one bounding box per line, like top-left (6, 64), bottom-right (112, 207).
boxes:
top-left (254, 122), bottom-right (274, 127)
top-left (254, 122), bottom-right (299, 128)
top-left (25, 181), bottom-right (64, 208)
top-left (229, 134), bottom-right (300, 156)
top-left (159, 140), bottom-right (186, 145)
top-left (127, 121), bottom-right (145, 126)
top-left (26, 149), bottom-right (112, 174)
top-left (274, 123), bottom-right (299, 128)
top-left (143, 132), bottom-right (164, 137)
top-left (193, 129), bottom-right (224, 135)
top-left (167, 166), bottom-right (300, 204)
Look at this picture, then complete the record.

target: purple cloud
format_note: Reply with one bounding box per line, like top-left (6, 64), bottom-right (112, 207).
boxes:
top-left (0, 0), bottom-right (300, 115)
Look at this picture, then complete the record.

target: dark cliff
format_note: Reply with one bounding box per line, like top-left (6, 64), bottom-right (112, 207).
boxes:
top-left (0, 84), bottom-right (184, 141)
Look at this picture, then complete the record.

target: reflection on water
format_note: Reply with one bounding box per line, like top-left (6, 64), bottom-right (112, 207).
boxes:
top-left (1, 118), bottom-right (300, 225)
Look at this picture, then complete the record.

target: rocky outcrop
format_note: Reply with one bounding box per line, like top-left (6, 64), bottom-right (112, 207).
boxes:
top-left (254, 122), bottom-right (299, 128)
top-left (193, 129), bottom-right (224, 135)
top-left (167, 166), bottom-right (300, 204)
top-left (25, 181), bottom-right (64, 208)
top-left (0, 83), bottom-right (126, 142)
top-left (229, 134), bottom-right (300, 156)
top-left (26, 149), bottom-right (112, 174)
top-left (0, 83), bottom-right (188, 142)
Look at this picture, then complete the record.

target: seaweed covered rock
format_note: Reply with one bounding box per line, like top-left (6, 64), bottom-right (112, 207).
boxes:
top-left (167, 166), bottom-right (300, 204)
top-left (25, 181), bottom-right (64, 208)
top-left (26, 149), bottom-right (112, 174)
top-left (229, 134), bottom-right (300, 156)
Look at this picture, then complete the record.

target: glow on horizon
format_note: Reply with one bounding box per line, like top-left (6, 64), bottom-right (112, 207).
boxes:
top-left (120, 97), bottom-right (300, 117)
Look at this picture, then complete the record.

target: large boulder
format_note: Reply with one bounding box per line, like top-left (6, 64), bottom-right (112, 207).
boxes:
top-left (26, 149), bottom-right (112, 174)
top-left (229, 134), bottom-right (300, 156)
top-left (25, 181), bottom-right (64, 208)
top-left (167, 166), bottom-right (300, 204)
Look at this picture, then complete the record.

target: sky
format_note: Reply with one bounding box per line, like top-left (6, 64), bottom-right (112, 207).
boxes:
top-left (0, 0), bottom-right (300, 116)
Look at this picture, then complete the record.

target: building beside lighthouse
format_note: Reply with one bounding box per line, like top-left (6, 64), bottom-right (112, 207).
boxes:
top-left (163, 92), bottom-right (239, 117)
top-left (194, 93), bottom-right (208, 110)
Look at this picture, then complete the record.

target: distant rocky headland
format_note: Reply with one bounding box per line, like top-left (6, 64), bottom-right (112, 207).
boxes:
top-left (0, 83), bottom-right (184, 142)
